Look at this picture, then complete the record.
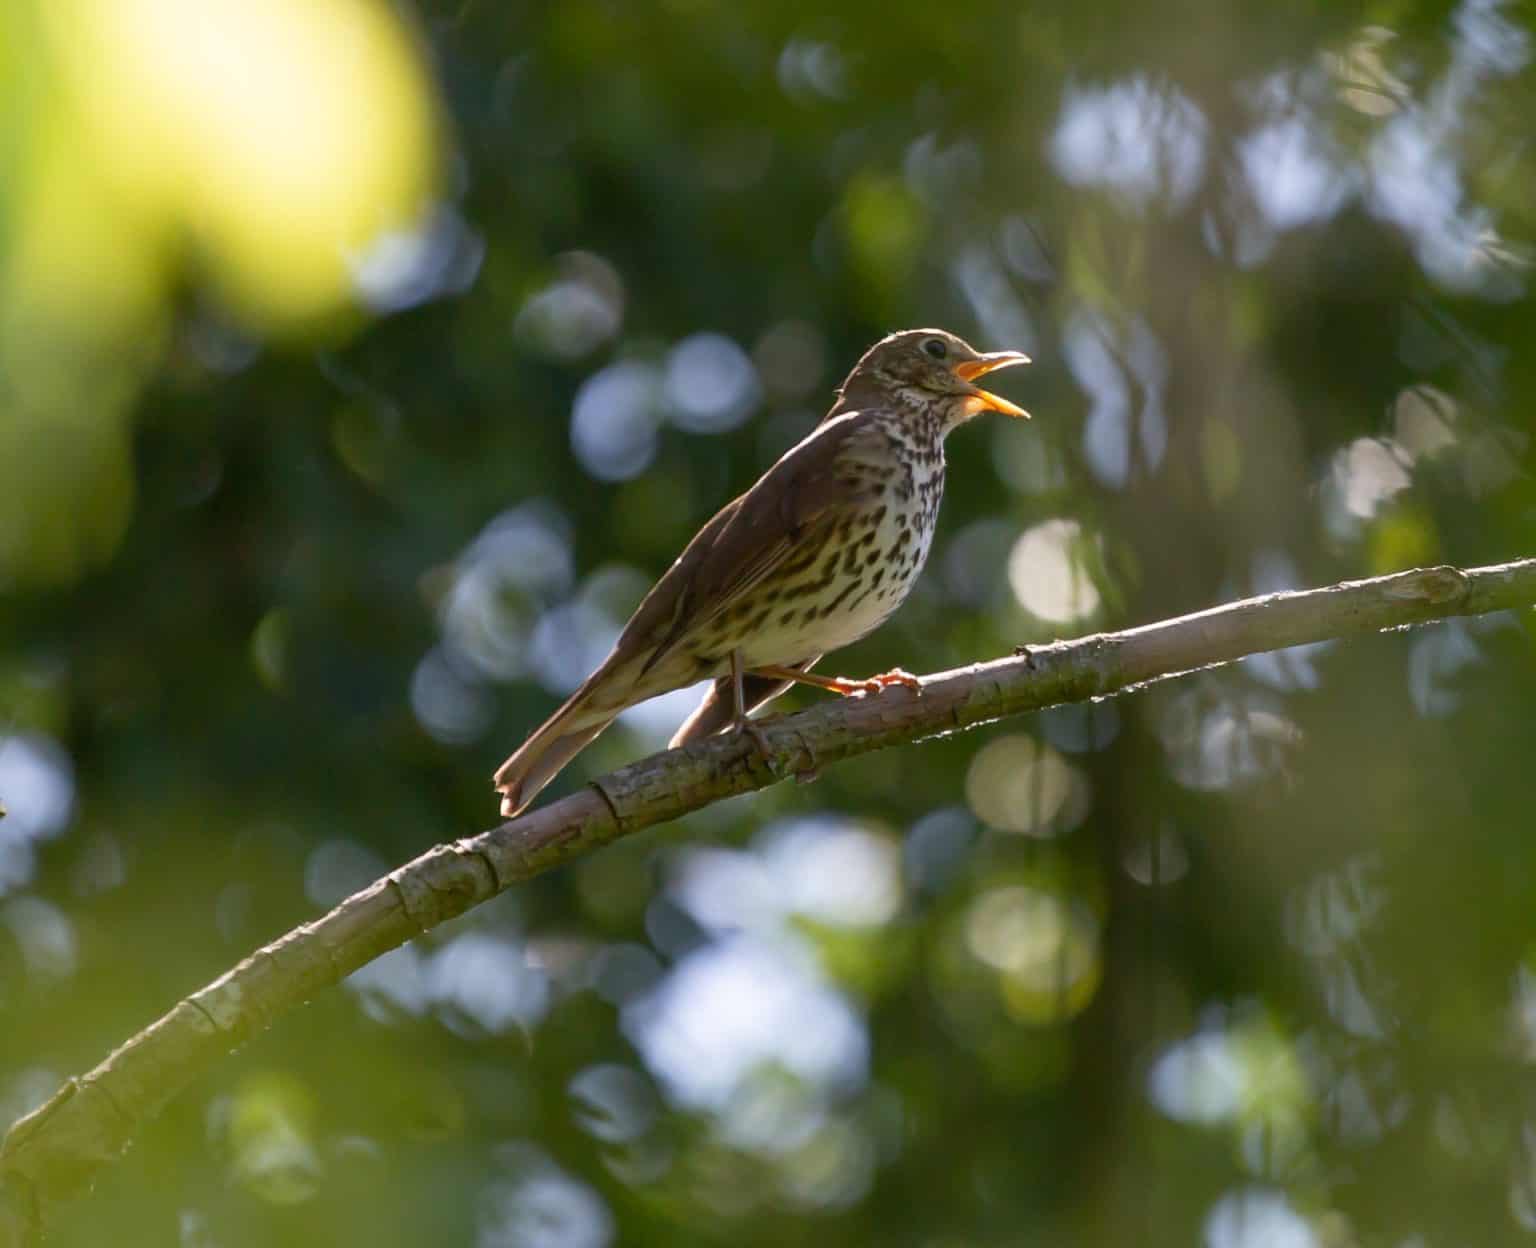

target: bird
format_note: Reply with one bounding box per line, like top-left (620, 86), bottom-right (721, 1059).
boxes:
top-left (493, 327), bottom-right (1030, 817)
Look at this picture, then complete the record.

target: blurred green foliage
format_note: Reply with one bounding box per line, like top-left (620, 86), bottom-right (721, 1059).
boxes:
top-left (3, 0), bottom-right (1536, 1244)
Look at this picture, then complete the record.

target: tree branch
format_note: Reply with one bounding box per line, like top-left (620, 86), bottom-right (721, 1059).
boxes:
top-left (4, 558), bottom-right (1535, 1239)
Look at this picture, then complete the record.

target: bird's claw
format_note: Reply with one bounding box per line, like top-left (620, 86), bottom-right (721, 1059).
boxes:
top-left (733, 717), bottom-right (775, 764)
top-left (830, 667), bottom-right (923, 697)
top-left (792, 729), bottom-right (821, 785)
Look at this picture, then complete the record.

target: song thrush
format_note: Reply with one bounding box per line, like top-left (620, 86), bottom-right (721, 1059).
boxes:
top-left (493, 327), bottom-right (1030, 816)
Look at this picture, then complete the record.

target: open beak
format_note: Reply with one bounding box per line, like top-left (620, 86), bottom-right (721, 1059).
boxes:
top-left (952, 350), bottom-right (1031, 419)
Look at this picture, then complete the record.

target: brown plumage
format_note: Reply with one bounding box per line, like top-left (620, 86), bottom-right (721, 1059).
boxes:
top-left (493, 328), bottom-right (1031, 817)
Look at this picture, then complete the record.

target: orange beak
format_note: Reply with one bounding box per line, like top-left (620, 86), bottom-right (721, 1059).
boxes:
top-left (953, 350), bottom-right (1031, 418)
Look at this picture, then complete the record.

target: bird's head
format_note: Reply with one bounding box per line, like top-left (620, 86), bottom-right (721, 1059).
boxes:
top-left (837, 328), bottom-right (1030, 431)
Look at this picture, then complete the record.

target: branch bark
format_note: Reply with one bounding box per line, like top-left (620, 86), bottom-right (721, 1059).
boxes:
top-left (4, 558), bottom-right (1535, 1240)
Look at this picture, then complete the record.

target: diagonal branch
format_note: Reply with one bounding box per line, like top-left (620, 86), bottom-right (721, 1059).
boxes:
top-left (3, 558), bottom-right (1536, 1240)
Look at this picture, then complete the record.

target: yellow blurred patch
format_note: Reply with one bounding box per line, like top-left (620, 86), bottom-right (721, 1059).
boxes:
top-left (0, 0), bottom-right (446, 583)
top-left (1367, 502), bottom-right (1439, 573)
top-left (44, 0), bottom-right (444, 329)
top-left (841, 173), bottom-right (924, 313)
top-left (226, 1071), bottom-right (322, 1204)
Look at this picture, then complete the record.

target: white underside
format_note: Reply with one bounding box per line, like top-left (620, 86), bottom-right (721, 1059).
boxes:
top-left (737, 470), bottom-right (939, 668)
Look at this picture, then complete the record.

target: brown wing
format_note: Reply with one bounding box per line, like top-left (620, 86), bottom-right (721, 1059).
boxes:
top-left (612, 409), bottom-right (882, 678)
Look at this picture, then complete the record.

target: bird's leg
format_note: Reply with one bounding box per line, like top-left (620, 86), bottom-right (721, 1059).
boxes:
top-left (750, 663), bottom-right (923, 697)
top-left (730, 649), bottom-right (775, 757)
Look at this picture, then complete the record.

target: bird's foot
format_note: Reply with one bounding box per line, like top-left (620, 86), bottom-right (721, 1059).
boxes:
top-left (732, 715), bottom-right (775, 761)
top-left (827, 667), bottom-right (923, 697)
top-left (792, 730), bottom-right (821, 785)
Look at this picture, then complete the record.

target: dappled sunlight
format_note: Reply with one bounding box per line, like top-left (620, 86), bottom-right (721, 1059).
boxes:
top-left (1328, 27), bottom-right (1411, 118)
top-left (1149, 1029), bottom-right (1249, 1127)
top-left (1, 897), bottom-right (78, 984)
top-left (1238, 114), bottom-right (1351, 233)
top-left (678, 817), bottom-right (903, 934)
top-left (1204, 1188), bottom-right (1322, 1248)
top-left (670, 849), bottom-right (782, 936)
top-left (963, 885), bottom-right (1100, 1022)
top-left (930, 868), bottom-right (1103, 1042)
top-left (756, 819), bottom-right (903, 929)
top-left (568, 1064), bottom-right (660, 1145)
top-left (412, 646), bottom-right (500, 746)
top-left (664, 334), bottom-right (762, 434)
top-left (951, 242), bottom-right (1040, 358)
top-left (346, 931), bottom-right (549, 1035)
top-left (1149, 1007), bottom-right (1316, 1181)
top-left (1327, 437), bottom-right (1413, 524)
top-left (477, 1143), bottom-right (614, 1248)
top-left (303, 839), bottom-right (390, 909)
top-left (1284, 855), bottom-right (1387, 960)
top-left (0, 0), bottom-right (446, 585)
top-left (660, 817), bottom-right (906, 989)
top-left (770, 1112), bottom-right (878, 1212)
top-left (351, 206), bottom-right (484, 315)
top-left (1156, 686), bottom-right (1302, 792)
top-left (346, 945), bottom-right (431, 1022)
top-left (1510, 966), bottom-right (1536, 1063)
top-left (609, 913), bottom-right (890, 1218)
top-left (716, 1068), bottom-right (830, 1157)
top-left (623, 935), bottom-right (867, 1114)
top-left (614, 826), bottom-right (898, 1142)
top-left (776, 32), bottom-right (849, 104)
top-left (528, 598), bottom-right (626, 695)
top-left (964, 734), bottom-right (1090, 836)
top-left (40, 0), bottom-right (443, 326)
top-left (215, 1072), bottom-right (323, 1204)
top-left (1393, 384), bottom-right (1460, 459)
top-left (514, 252), bottom-right (626, 362)
top-left (433, 931), bottom-right (551, 1036)
top-left (1122, 824), bottom-right (1190, 886)
top-left (442, 504), bottom-right (577, 681)
top-left (0, 734), bottom-right (76, 895)
top-left (1406, 618), bottom-right (1483, 716)
top-left (1007, 519), bottom-right (1103, 626)
top-left (571, 362), bottom-right (666, 482)
top-left (1051, 77), bottom-right (1208, 210)
top-left (1362, 7), bottom-right (1531, 297)
top-left (419, 500), bottom-right (717, 750)
top-left (1063, 310), bottom-right (1168, 488)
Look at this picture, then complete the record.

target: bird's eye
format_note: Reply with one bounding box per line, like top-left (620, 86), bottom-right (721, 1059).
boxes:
top-left (922, 337), bottom-right (948, 360)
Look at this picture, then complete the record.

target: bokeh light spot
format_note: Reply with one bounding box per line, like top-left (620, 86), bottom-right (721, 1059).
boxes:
top-left (965, 735), bottom-right (1090, 836)
top-left (664, 333), bottom-right (761, 434)
top-left (570, 361), bottom-right (664, 482)
top-left (964, 885), bottom-right (1101, 1022)
top-left (1007, 519), bottom-right (1102, 625)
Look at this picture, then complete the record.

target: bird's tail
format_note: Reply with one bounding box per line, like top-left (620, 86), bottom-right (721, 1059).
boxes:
top-left (493, 690), bottom-right (618, 818)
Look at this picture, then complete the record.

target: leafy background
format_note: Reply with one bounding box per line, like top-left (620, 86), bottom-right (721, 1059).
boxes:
top-left (3, 0), bottom-right (1536, 1243)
